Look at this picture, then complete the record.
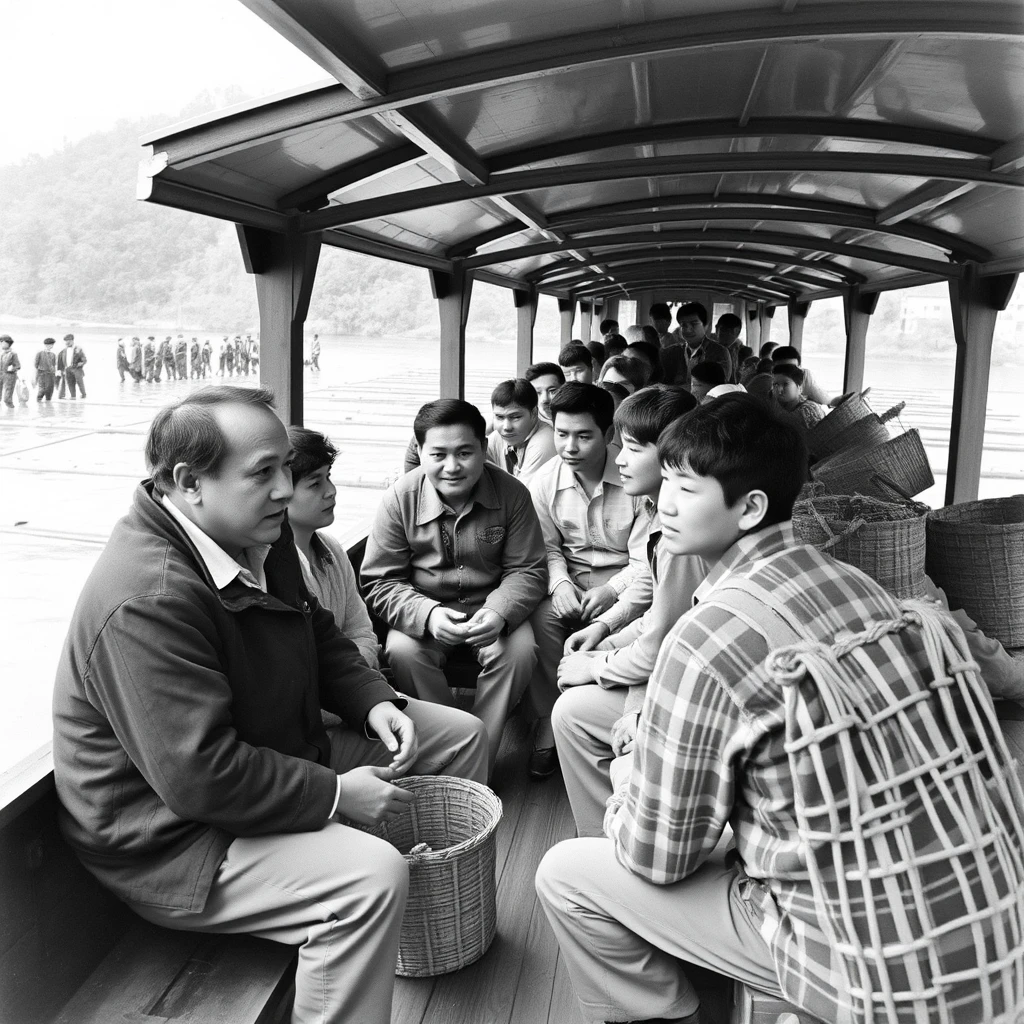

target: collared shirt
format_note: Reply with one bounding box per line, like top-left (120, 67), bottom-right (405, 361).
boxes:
top-left (529, 446), bottom-right (652, 635)
top-left (605, 523), bottom-right (1002, 1023)
top-left (361, 463), bottom-right (547, 639)
top-left (485, 419), bottom-right (556, 486)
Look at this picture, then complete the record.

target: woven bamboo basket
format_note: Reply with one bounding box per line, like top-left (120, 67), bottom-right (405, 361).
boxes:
top-left (360, 775), bottom-right (502, 977)
top-left (812, 429), bottom-right (933, 500)
top-left (925, 494), bottom-right (1024, 648)
top-left (792, 494), bottom-right (929, 599)
top-left (812, 402), bottom-right (904, 461)
top-left (805, 390), bottom-right (875, 459)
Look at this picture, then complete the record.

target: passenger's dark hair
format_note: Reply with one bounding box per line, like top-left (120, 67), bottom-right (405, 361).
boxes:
top-left (548, 381), bottom-right (615, 435)
top-left (690, 360), bottom-right (727, 386)
top-left (641, 325), bottom-right (662, 347)
top-left (586, 340), bottom-right (606, 367)
top-left (559, 343), bottom-right (592, 370)
top-left (599, 318), bottom-right (619, 335)
top-left (605, 333), bottom-right (627, 358)
top-left (759, 341), bottom-right (779, 358)
top-left (771, 345), bottom-right (802, 365)
top-left (413, 399), bottom-right (487, 446)
top-left (755, 357), bottom-right (775, 374)
top-left (657, 394), bottom-right (807, 527)
top-left (717, 313), bottom-right (742, 331)
top-left (623, 341), bottom-right (661, 384)
top-left (491, 378), bottom-right (539, 410)
top-left (599, 355), bottom-right (647, 392)
top-left (615, 384), bottom-right (697, 446)
top-left (737, 345), bottom-right (753, 364)
top-left (600, 381), bottom-right (630, 406)
top-left (525, 361), bottom-right (565, 384)
top-left (772, 363), bottom-right (805, 386)
top-left (676, 301), bottom-right (709, 326)
top-left (146, 385), bottom-right (277, 495)
top-left (649, 302), bottom-right (672, 321)
top-left (286, 426), bottom-right (339, 484)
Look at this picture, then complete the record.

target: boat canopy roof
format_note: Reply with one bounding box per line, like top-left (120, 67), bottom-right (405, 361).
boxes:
top-left (138, 0), bottom-right (1024, 305)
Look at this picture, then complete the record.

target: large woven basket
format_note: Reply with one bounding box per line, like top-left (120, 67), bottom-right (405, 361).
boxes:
top-left (805, 390), bottom-right (875, 459)
top-left (792, 494), bottom-right (929, 599)
top-left (812, 402), bottom-right (904, 462)
top-left (360, 775), bottom-right (502, 977)
top-left (812, 429), bottom-right (933, 500)
top-left (925, 494), bottom-right (1024, 648)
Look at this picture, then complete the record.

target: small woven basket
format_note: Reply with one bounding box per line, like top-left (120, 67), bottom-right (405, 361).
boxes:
top-left (792, 494), bottom-right (929, 599)
top-left (813, 402), bottom-right (904, 461)
top-left (812, 429), bottom-right (933, 500)
top-left (925, 494), bottom-right (1024, 648)
top-left (805, 391), bottom-right (875, 459)
top-left (359, 775), bottom-right (502, 977)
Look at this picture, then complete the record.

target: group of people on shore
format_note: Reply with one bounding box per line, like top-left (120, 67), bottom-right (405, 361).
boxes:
top-left (1, 332), bottom-right (87, 405)
top-left (50, 300), bottom-right (1023, 1024)
top-left (116, 333), bottom-right (260, 383)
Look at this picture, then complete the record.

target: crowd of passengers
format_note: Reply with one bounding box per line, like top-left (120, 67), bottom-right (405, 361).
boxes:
top-left (50, 299), bottom-right (1024, 1024)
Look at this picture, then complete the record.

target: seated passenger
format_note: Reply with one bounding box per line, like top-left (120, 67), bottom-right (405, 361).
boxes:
top-left (551, 385), bottom-right (704, 837)
top-left (525, 360), bottom-right (566, 424)
top-left (361, 399), bottom-right (547, 774)
top-left (648, 302), bottom-right (675, 347)
top-left (586, 340), bottom-right (607, 376)
top-left (287, 426), bottom-right (380, 670)
top-left (598, 354), bottom-right (647, 394)
top-left (536, 394), bottom-right (1021, 1024)
top-left (527, 383), bottom-right (653, 778)
top-left (688, 359), bottom-right (726, 403)
top-left (485, 377), bottom-right (556, 486)
top-left (560, 342), bottom-right (596, 384)
top-left (759, 340), bottom-right (778, 359)
top-left (622, 341), bottom-right (660, 385)
top-left (712, 312), bottom-right (743, 378)
top-left (52, 387), bottom-right (487, 1024)
top-left (599, 380), bottom-right (630, 413)
top-left (604, 332), bottom-right (627, 359)
top-left (599, 317), bottom-right (620, 342)
top-left (771, 344), bottom-right (831, 405)
top-left (773, 363), bottom-right (825, 429)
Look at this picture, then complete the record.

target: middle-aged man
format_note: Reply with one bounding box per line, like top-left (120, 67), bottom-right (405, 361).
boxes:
top-left (51, 386), bottom-right (488, 1024)
top-left (57, 332), bottom-right (87, 398)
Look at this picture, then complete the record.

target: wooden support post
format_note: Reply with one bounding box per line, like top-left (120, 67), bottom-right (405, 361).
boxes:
top-left (558, 298), bottom-right (576, 346)
top-left (236, 225), bottom-right (321, 426)
top-left (431, 265), bottom-right (473, 399)
top-left (761, 303), bottom-right (775, 347)
top-left (946, 266), bottom-right (1018, 505)
top-left (746, 303), bottom-right (761, 351)
top-left (787, 300), bottom-right (811, 353)
top-left (842, 287), bottom-right (879, 395)
top-left (513, 286), bottom-right (538, 376)
top-left (579, 302), bottom-right (594, 343)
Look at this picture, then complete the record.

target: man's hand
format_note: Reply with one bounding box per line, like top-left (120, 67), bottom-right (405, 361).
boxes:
top-left (462, 608), bottom-right (504, 649)
top-left (557, 651), bottom-right (598, 690)
top-left (564, 621), bottom-right (611, 653)
top-left (366, 701), bottom-right (418, 775)
top-left (551, 580), bottom-right (583, 620)
top-left (336, 765), bottom-right (415, 826)
top-left (427, 606), bottom-right (469, 645)
top-left (610, 712), bottom-right (639, 757)
top-left (579, 584), bottom-right (616, 622)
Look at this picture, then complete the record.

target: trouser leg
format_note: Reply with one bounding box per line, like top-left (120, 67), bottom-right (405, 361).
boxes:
top-left (385, 629), bottom-right (456, 707)
top-left (527, 597), bottom-right (572, 721)
top-left (535, 837), bottom-right (783, 1023)
top-left (73, 368), bottom-right (86, 397)
top-left (65, 371), bottom-right (76, 397)
top-left (552, 685), bottom-right (625, 837)
top-left (131, 824), bottom-right (408, 1024)
top-left (2, 377), bottom-right (14, 406)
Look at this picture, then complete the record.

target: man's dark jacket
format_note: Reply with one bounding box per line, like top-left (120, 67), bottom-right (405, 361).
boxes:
top-left (52, 481), bottom-right (399, 912)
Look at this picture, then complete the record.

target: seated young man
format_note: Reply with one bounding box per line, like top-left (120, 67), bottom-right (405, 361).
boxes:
top-left (559, 342), bottom-right (596, 384)
top-left (604, 333), bottom-right (627, 359)
top-left (688, 359), bottom-right (726, 403)
top-left (525, 360), bottom-right (566, 425)
top-left (773, 363), bottom-right (826, 429)
top-left (597, 354), bottom-right (646, 395)
top-left (536, 394), bottom-right (1014, 1024)
top-left (528, 383), bottom-right (653, 778)
top-left (550, 385), bottom-right (706, 837)
top-left (771, 344), bottom-right (832, 405)
top-left (286, 426), bottom-right (380, 670)
top-left (485, 378), bottom-right (557, 485)
top-left (621, 341), bottom-right (660, 386)
top-left (361, 399), bottom-right (547, 774)
top-left (599, 317), bottom-right (620, 342)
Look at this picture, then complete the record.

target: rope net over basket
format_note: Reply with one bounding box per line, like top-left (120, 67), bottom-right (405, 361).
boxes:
top-left (765, 603), bottom-right (1024, 1024)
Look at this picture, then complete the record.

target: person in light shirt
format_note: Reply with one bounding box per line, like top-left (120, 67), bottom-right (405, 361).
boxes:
top-left (485, 378), bottom-right (557, 487)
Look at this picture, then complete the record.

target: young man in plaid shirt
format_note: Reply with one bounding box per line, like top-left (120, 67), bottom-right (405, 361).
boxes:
top-left (535, 395), bottom-right (1016, 1024)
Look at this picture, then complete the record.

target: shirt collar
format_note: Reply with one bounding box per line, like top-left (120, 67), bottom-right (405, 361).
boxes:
top-left (691, 521), bottom-right (796, 606)
top-left (414, 464), bottom-right (500, 526)
top-left (161, 494), bottom-right (270, 591)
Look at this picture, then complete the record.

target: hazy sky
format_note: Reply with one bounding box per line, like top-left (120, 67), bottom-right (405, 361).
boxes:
top-left (0, 0), bottom-right (326, 166)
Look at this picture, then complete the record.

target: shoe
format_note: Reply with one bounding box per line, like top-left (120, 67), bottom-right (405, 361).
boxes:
top-left (528, 745), bottom-right (558, 779)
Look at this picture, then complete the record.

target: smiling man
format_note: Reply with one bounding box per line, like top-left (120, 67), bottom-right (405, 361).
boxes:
top-left (51, 386), bottom-right (487, 1024)
top-left (485, 377), bottom-right (556, 486)
top-left (361, 398), bottom-right (547, 773)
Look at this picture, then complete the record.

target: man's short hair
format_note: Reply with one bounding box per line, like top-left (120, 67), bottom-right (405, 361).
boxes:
top-left (146, 386), bottom-right (277, 495)
top-left (599, 381), bottom-right (630, 405)
top-left (690, 361), bottom-right (727, 387)
top-left (599, 318), bottom-right (619, 335)
top-left (599, 355), bottom-right (647, 392)
top-left (615, 384), bottom-right (697, 445)
top-left (623, 325), bottom-right (645, 343)
top-left (759, 341), bottom-right (779, 358)
top-left (548, 381), bottom-right (615, 435)
top-left (586, 340), bottom-right (606, 367)
top-left (773, 363), bottom-right (805, 386)
top-left (413, 399), bottom-right (487, 446)
top-left (558, 343), bottom-right (592, 370)
top-left (641, 325), bottom-right (662, 347)
top-left (605, 333), bottom-right (627, 358)
top-left (717, 313), bottom-right (742, 331)
top-left (738, 345), bottom-right (753, 363)
top-left (771, 345), bottom-right (802, 365)
top-left (649, 302), bottom-right (671, 321)
top-left (657, 394), bottom-right (807, 527)
top-left (287, 426), bottom-right (339, 484)
top-left (676, 301), bottom-right (709, 325)
top-left (623, 341), bottom-right (661, 383)
top-left (525, 361), bottom-right (565, 384)
top-left (491, 378), bottom-right (539, 410)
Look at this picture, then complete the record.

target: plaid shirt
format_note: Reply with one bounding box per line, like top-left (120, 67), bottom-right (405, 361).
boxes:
top-left (607, 523), bottom-right (1017, 1023)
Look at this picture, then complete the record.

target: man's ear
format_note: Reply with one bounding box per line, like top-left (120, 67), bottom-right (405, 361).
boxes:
top-left (603, 425), bottom-right (615, 444)
top-left (737, 489), bottom-right (769, 532)
top-left (171, 462), bottom-right (202, 506)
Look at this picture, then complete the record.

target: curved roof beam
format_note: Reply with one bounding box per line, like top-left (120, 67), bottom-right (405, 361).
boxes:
top-left (300, 153), bottom-right (1019, 233)
top-left (570, 269), bottom-right (799, 300)
top-left (572, 275), bottom-right (791, 302)
top-left (464, 228), bottom-right (957, 278)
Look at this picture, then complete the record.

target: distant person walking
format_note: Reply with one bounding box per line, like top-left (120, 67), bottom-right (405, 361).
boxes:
top-left (218, 337), bottom-right (227, 375)
top-left (129, 337), bottom-right (143, 382)
top-left (190, 338), bottom-right (201, 378)
top-left (116, 339), bottom-right (130, 382)
top-left (250, 338), bottom-right (259, 374)
top-left (57, 334), bottom-right (86, 399)
top-left (201, 339), bottom-right (212, 378)
top-left (174, 335), bottom-right (188, 379)
top-left (311, 333), bottom-right (321, 370)
top-left (144, 337), bottom-right (157, 383)
top-left (1, 335), bottom-right (21, 407)
top-left (225, 337), bottom-right (236, 377)
top-left (35, 337), bottom-right (57, 401)
top-left (161, 336), bottom-right (176, 380)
